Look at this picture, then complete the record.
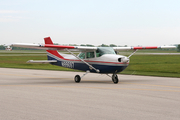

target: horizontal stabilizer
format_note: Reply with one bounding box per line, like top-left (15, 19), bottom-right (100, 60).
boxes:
top-left (26, 60), bottom-right (57, 63)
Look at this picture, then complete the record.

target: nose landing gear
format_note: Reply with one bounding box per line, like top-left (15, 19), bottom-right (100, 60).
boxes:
top-left (112, 74), bottom-right (119, 84)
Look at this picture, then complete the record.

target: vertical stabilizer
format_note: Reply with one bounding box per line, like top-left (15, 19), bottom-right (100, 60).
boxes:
top-left (44, 37), bottom-right (53, 44)
top-left (44, 37), bottom-right (64, 60)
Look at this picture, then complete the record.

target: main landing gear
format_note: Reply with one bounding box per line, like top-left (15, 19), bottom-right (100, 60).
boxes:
top-left (74, 75), bottom-right (81, 83)
top-left (74, 70), bottom-right (90, 83)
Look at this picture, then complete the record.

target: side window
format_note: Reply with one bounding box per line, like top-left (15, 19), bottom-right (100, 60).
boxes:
top-left (96, 49), bottom-right (102, 57)
top-left (86, 52), bottom-right (94, 58)
top-left (79, 52), bottom-right (85, 59)
top-left (96, 52), bottom-right (100, 57)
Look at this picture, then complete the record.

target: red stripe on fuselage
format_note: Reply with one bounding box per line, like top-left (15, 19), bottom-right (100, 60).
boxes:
top-left (84, 60), bottom-right (129, 65)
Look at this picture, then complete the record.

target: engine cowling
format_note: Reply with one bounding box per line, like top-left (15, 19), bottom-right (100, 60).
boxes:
top-left (118, 57), bottom-right (129, 63)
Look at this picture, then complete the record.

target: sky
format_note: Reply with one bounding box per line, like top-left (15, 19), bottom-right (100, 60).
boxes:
top-left (0, 0), bottom-right (180, 46)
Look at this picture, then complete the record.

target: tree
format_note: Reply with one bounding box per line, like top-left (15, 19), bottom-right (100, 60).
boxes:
top-left (69, 44), bottom-right (78, 46)
top-left (100, 44), bottom-right (109, 47)
top-left (86, 44), bottom-right (94, 47)
top-left (80, 44), bottom-right (86, 46)
top-left (178, 44), bottom-right (180, 52)
top-left (109, 44), bottom-right (117, 47)
top-left (0, 45), bottom-right (5, 50)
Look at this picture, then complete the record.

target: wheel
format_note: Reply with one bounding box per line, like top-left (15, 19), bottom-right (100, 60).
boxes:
top-left (112, 74), bottom-right (118, 84)
top-left (112, 74), bottom-right (119, 84)
top-left (74, 75), bottom-right (81, 83)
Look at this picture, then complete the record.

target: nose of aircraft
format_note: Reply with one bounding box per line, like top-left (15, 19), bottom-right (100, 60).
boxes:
top-left (118, 57), bottom-right (129, 63)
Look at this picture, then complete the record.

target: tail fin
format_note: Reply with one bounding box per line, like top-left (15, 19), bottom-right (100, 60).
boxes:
top-left (44, 37), bottom-right (64, 59)
top-left (44, 37), bottom-right (53, 44)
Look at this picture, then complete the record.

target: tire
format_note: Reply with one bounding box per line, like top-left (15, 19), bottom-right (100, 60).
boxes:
top-left (112, 74), bottom-right (119, 84)
top-left (74, 75), bottom-right (81, 83)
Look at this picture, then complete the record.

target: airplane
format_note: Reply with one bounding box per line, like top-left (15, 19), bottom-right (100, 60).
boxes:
top-left (11, 37), bottom-right (176, 84)
top-left (4, 45), bottom-right (12, 51)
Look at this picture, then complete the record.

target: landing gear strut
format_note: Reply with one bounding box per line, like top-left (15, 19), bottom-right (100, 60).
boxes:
top-left (112, 74), bottom-right (119, 84)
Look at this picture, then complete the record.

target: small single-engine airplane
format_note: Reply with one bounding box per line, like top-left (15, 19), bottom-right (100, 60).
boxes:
top-left (4, 45), bottom-right (12, 51)
top-left (11, 37), bottom-right (176, 84)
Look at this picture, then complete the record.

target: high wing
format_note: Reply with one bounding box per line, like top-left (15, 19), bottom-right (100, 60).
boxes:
top-left (113, 46), bottom-right (176, 51)
top-left (11, 37), bottom-right (97, 52)
top-left (11, 37), bottom-right (176, 51)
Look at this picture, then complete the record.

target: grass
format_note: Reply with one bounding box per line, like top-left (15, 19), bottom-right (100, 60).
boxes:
top-left (0, 50), bottom-right (180, 77)
top-left (121, 55), bottom-right (180, 77)
top-left (0, 55), bottom-right (76, 71)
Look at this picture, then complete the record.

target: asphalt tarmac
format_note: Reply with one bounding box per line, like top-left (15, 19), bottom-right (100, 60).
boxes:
top-left (0, 68), bottom-right (180, 120)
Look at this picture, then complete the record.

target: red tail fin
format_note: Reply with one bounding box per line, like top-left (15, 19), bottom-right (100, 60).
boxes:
top-left (44, 37), bottom-right (53, 44)
top-left (44, 37), bottom-right (64, 59)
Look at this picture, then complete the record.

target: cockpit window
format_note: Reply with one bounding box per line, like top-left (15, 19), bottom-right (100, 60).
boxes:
top-left (86, 52), bottom-right (94, 58)
top-left (78, 52), bottom-right (95, 59)
top-left (96, 47), bottom-right (116, 57)
top-left (78, 47), bottom-right (115, 59)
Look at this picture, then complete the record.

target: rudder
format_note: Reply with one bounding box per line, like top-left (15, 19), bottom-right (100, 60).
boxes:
top-left (44, 37), bottom-right (53, 44)
top-left (44, 37), bottom-right (64, 60)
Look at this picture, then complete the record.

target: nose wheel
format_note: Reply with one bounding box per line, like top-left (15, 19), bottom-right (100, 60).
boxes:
top-left (112, 74), bottom-right (119, 84)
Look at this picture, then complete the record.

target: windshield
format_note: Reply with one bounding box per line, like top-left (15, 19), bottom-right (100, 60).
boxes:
top-left (96, 47), bottom-right (116, 57)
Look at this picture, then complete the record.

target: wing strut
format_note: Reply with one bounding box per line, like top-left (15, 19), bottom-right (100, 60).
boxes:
top-left (65, 49), bottom-right (100, 73)
top-left (128, 49), bottom-right (138, 58)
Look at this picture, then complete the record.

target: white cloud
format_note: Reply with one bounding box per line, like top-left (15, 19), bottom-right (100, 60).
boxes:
top-left (0, 10), bottom-right (20, 14)
top-left (0, 10), bottom-right (26, 22)
top-left (0, 16), bottom-right (21, 22)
